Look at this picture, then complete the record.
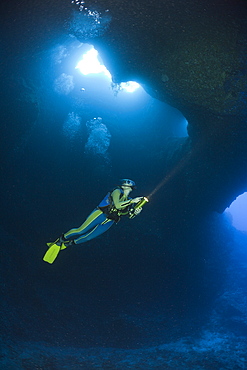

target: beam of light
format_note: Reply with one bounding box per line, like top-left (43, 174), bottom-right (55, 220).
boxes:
top-left (148, 145), bottom-right (247, 233)
top-left (148, 148), bottom-right (193, 200)
top-left (147, 139), bottom-right (202, 201)
top-left (75, 47), bottom-right (140, 92)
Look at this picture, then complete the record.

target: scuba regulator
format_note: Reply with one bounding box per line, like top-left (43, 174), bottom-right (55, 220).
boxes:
top-left (129, 197), bottom-right (149, 219)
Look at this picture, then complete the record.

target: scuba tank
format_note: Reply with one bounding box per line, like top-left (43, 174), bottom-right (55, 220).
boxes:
top-left (129, 197), bottom-right (149, 219)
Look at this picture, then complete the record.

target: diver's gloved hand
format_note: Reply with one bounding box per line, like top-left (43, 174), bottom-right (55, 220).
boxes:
top-left (134, 207), bottom-right (142, 215)
top-left (128, 205), bottom-right (143, 218)
top-left (131, 197), bottom-right (143, 204)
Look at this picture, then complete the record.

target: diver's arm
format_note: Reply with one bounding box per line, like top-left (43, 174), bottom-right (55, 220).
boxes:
top-left (111, 189), bottom-right (143, 210)
top-left (112, 189), bottom-right (132, 209)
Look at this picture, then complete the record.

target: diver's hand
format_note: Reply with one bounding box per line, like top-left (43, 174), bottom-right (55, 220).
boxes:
top-left (134, 207), bottom-right (142, 215)
top-left (131, 197), bottom-right (143, 204)
top-left (128, 205), bottom-right (142, 218)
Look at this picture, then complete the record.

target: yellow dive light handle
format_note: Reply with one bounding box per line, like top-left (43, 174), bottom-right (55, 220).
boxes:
top-left (129, 197), bottom-right (149, 218)
top-left (135, 197), bottom-right (149, 209)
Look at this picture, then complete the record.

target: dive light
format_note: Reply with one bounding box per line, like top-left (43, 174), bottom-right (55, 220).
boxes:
top-left (129, 197), bottom-right (149, 218)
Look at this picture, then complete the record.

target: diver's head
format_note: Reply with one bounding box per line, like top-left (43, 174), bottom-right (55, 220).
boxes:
top-left (119, 179), bottom-right (136, 192)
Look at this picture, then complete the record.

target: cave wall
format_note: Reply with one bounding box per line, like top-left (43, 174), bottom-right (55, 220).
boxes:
top-left (72, 0), bottom-right (247, 213)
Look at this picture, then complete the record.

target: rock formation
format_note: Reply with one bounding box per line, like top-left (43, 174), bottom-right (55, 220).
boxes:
top-left (72, 0), bottom-right (247, 213)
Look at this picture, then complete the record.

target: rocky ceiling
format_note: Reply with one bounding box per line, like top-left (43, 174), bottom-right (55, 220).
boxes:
top-left (2, 0), bottom-right (247, 216)
top-left (72, 0), bottom-right (247, 214)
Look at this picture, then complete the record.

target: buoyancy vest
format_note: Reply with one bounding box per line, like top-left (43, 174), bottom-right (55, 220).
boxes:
top-left (98, 187), bottom-right (131, 223)
top-left (98, 192), bottom-right (112, 209)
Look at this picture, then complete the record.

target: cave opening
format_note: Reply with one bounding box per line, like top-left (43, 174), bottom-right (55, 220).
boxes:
top-left (225, 192), bottom-right (247, 232)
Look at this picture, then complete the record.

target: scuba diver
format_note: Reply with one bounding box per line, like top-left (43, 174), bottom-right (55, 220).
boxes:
top-left (43, 179), bottom-right (148, 264)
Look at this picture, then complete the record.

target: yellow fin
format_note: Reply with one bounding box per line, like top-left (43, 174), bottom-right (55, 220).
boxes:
top-left (43, 243), bottom-right (61, 264)
top-left (60, 243), bottom-right (67, 250)
top-left (46, 238), bottom-right (59, 248)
